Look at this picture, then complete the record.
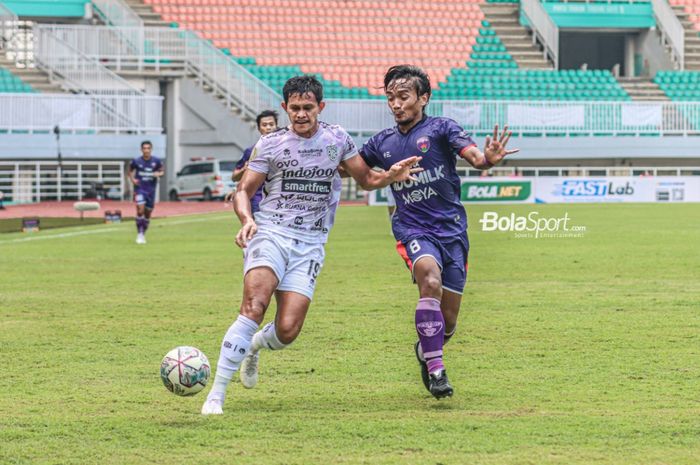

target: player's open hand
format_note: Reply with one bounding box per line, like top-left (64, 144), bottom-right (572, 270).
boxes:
top-left (484, 124), bottom-right (519, 166)
top-left (224, 190), bottom-right (236, 203)
top-left (388, 156), bottom-right (423, 183)
top-left (235, 220), bottom-right (258, 248)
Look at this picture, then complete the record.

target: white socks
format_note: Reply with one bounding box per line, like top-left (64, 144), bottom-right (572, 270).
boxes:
top-left (251, 322), bottom-right (288, 352)
top-left (208, 314), bottom-right (258, 400)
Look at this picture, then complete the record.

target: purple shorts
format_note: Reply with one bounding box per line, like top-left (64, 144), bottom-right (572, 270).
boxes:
top-left (134, 190), bottom-right (155, 210)
top-left (396, 235), bottom-right (469, 294)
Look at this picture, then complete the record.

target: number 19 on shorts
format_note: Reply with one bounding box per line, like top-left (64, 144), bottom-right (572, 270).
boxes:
top-left (307, 259), bottom-right (321, 283)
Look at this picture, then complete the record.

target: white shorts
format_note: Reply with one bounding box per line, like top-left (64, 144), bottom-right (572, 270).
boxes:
top-left (243, 230), bottom-right (325, 300)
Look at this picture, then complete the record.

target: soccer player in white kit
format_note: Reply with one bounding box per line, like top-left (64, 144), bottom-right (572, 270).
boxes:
top-left (202, 76), bottom-right (421, 415)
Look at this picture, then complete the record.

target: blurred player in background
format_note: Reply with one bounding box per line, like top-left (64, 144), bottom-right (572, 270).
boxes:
top-left (128, 141), bottom-right (163, 245)
top-left (228, 110), bottom-right (279, 213)
top-left (202, 75), bottom-right (421, 415)
top-left (359, 65), bottom-right (517, 399)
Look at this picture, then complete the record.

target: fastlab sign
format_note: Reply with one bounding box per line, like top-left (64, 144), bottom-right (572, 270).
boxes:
top-left (461, 181), bottom-right (533, 202)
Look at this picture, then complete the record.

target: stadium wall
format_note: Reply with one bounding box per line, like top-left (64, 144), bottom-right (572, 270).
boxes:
top-left (637, 29), bottom-right (675, 76)
top-left (164, 78), bottom-right (259, 180)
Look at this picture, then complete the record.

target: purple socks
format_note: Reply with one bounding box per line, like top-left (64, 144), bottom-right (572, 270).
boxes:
top-left (415, 297), bottom-right (445, 374)
top-left (136, 217), bottom-right (150, 234)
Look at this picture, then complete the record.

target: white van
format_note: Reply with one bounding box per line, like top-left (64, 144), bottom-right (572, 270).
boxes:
top-left (168, 158), bottom-right (237, 201)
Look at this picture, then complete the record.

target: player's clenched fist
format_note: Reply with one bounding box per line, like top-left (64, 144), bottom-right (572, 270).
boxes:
top-left (235, 221), bottom-right (258, 248)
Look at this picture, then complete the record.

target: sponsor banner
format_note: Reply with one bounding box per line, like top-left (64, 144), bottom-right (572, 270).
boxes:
top-left (508, 104), bottom-right (585, 128)
top-left (534, 176), bottom-right (700, 203)
top-left (369, 176), bottom-right (700, 205)
top-left (461, 180), bottom-right (533, 203)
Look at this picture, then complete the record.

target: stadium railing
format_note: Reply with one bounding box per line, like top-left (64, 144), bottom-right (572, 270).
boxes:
top-left (0, 92), bottom-right (162, 134)
top-left (31, 25), bottom-right (165, 132)
top-left (0, 2), bottom-right (18, 50)
top-left (34, 26), bottom-right (141, 96)
top-left (322, 99), bottom-right (700, 137)
top-left (38, 23), bottom-right (285, 125)
top-left (0, 160), bottom-right (125, 203)
top-left (651, 0), bottom-right (685, 70)
top-left (92, 0), bottom-right (143, 29)
top-left (91, 0), bottom-right (147, 66)
top-left (521, 0), bottom-right (559, 69)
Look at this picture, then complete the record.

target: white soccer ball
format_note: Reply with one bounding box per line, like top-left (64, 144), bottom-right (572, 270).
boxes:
top-left (160, 346), bottom-right (210, 396)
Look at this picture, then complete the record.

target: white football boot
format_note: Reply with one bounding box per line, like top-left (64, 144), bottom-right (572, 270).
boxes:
top-left (201, 396), bottom-right (224, 415)
top-left (136, 233), bottom-right (146, 244)
top-left (239, 350), bottom-right (259, 389)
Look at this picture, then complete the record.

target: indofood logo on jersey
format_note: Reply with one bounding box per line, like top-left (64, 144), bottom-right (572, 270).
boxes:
top-left (392, 164), bottom-right (445, 204)
top-left (416, 136), bottom-right (430, 153)
top-left (461, 181), bottom-right (531, 202)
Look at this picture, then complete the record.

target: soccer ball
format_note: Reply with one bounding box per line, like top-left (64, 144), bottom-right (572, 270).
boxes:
top-left (160, 346), bottom-right (210, 396)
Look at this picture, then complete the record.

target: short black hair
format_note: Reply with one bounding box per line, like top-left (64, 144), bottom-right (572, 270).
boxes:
top-left (384, 65), bottom-right (432, 101)
top-left (256, 110), bottom-right (279, 128)
top-left (140, 140), bottom-right (152, 148)
top-left (282, 75), bottom-right (323, 104)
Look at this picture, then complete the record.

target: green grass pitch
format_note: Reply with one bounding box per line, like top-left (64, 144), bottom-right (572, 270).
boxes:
top-left (1, 204), bottom-right (699, 464)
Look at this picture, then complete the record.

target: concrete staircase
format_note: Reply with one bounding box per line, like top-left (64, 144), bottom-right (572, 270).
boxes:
top-left (671, 5), bottom-right (700, 70)
top-left (480, 2), bottom-right (553, 70)
top-left (123, 0), bottom-right (170, 27)
top-left (617, 77), bottom-right (668, 101)
top-left (0, 54), bottom-right (65, 93)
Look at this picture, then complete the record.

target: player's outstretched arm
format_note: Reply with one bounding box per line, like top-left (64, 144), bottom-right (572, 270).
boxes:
top-left (233, 169), bottom-right (266, 248)
top-left (341, 155), bottom-right (423, 190)
top-left (460, 124), bottom-right (519, 170)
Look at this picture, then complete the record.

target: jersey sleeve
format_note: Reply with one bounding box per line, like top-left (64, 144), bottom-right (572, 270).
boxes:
top-left (129, 159), bottom-right (137, 171)
top-left (340, 132), bottom-right (358, 162)
top-left (246, 139), bottom-right (271, 175)
top-left (155, 158), bottom-right (164, 171)
top-left (235, 147), bottom-right (252, 170)
top-left (442, 118), bottom-right (477, 155)
top-left (359, 134), bottom-right (382, 169)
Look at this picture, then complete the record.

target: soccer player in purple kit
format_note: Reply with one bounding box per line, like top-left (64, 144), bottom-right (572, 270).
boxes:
top-left (359, 65), bottom-right (518, 399)
top-left (128, 141), bottom-right (164, 245)
top-left (230, 110), bottom-right (279, 213)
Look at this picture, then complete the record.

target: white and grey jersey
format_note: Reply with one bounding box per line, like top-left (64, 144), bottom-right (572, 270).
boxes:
top-left (247, 122), bottom-right (358, 243)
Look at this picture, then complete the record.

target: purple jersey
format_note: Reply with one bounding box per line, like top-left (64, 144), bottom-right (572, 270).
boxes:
top-left (361, 116), bottom-right (476, 241)
top-left (237, 145), bottom-right (264, 212)
top-left (129, 156), bottom-right (163, 195)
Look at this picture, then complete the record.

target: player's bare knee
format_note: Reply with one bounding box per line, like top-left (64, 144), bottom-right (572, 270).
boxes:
top-left (419, 275), bottom-right (443, 299)
top-left (239, 298), bottom-right (267, 323)
top-left (275, 319), bottom-right (302, 344)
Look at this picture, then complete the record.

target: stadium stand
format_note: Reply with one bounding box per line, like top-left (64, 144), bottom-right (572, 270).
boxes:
top-left (654, 70), bottom-right (700, 100)
top-left (434, 69), bottom-right (629, 100)
top-left (145, 0), bottom-right (485, 94)
top-left (0, 66), bottom-right (34, 92)
top-left (139, 0), bottom-right (629, 101)
top-left (670, 0), bottom-right (700, 33)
